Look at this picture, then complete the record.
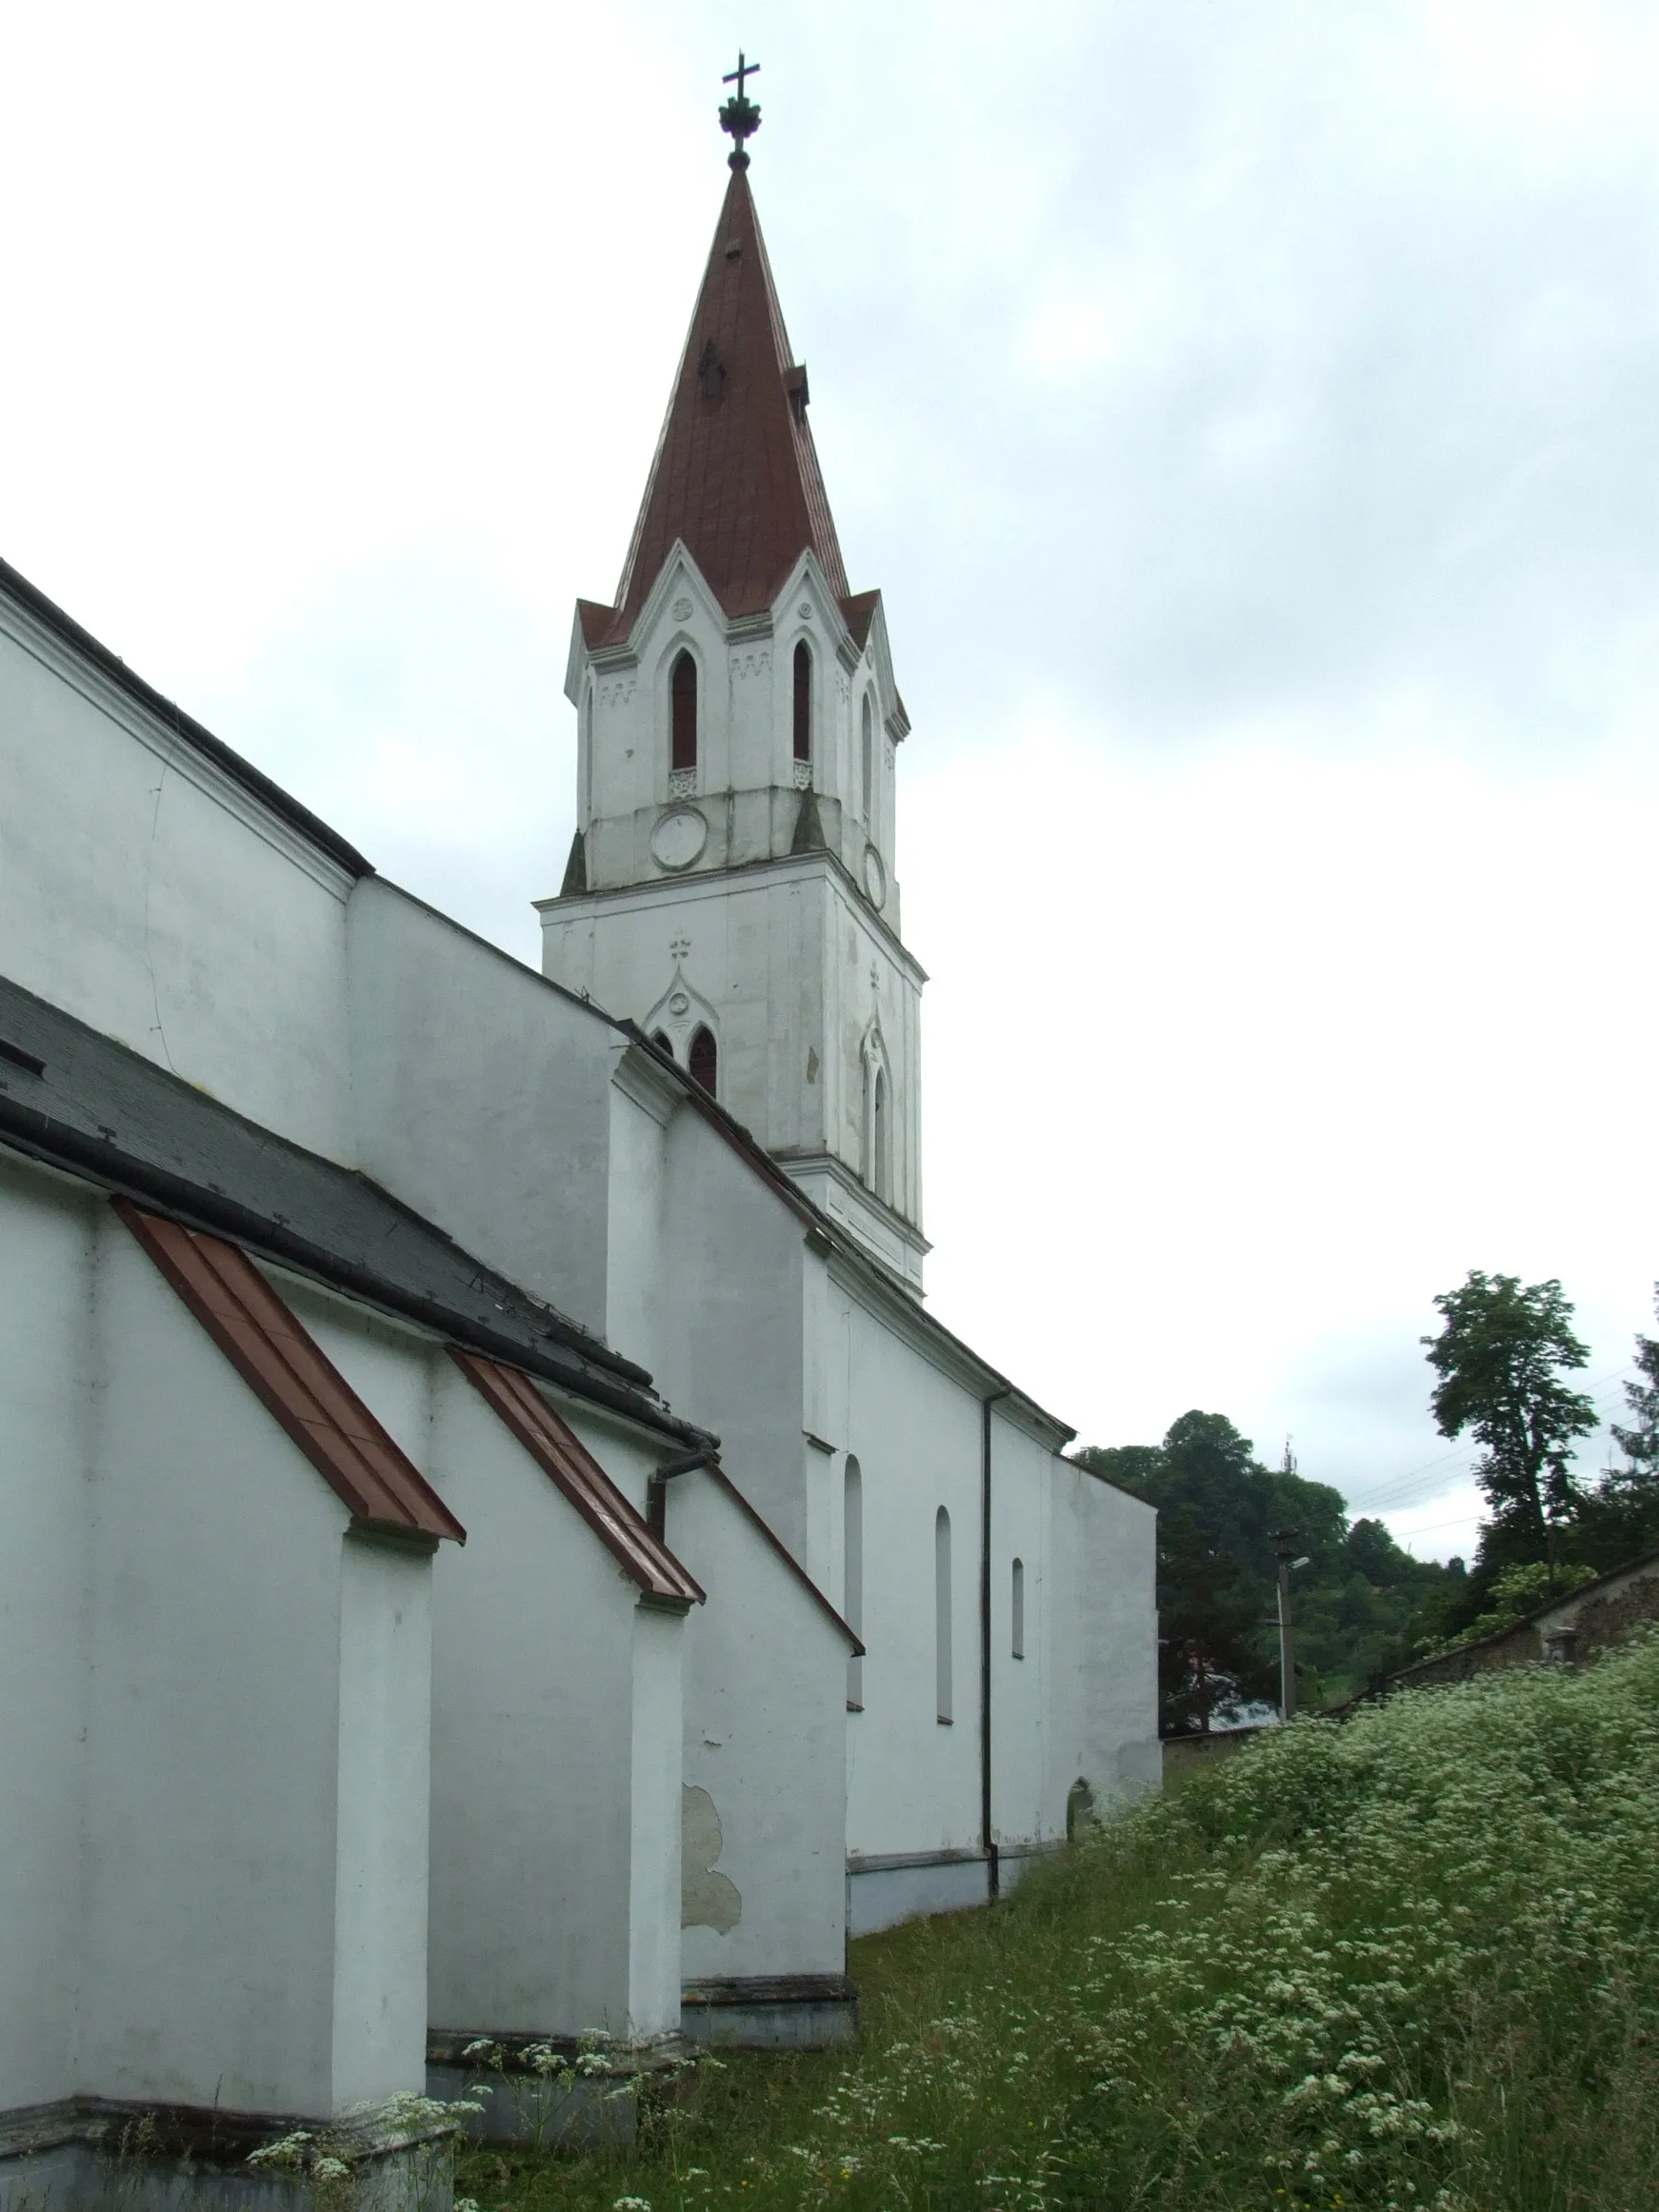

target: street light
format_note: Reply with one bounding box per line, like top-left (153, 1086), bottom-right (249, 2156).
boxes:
top-left (1272, 1530), bottom-right (1310, 1720)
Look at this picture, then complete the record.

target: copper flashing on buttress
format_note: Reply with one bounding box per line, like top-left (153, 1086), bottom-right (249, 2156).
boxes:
top-left (116, 1199), bottom-right (466, 1544)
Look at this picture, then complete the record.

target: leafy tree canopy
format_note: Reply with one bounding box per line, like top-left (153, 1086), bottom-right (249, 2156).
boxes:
top-left (1422, 1271), bottom-right (1597, 1564)
top-left (1076, 1414), bottom-right (1456, 1727)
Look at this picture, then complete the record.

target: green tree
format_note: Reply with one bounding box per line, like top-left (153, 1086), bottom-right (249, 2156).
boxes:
top-left (1575, 1286), bottom-right (1659, 1568)
top-left (1078, 1422), bottom-right (1461, 1712)
top-left (1422, 1271), bottom-right (1597, 1569)
top-left (1151, 1503), bottom-right (1269, 1734)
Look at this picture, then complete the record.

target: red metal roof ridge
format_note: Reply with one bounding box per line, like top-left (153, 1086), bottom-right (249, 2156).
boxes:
top-left (116, 1199), bottom-right (465, 1544)
top-left (449, 1347), bottom-right (704, 1605)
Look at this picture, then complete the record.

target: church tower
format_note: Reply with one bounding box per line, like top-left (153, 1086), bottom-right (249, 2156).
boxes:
top-left (538, 84), bottom-right (928, 1294)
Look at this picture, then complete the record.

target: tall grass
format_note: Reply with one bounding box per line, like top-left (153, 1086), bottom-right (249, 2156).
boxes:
top-left (459, 1632), bottom-right (1659, 2212)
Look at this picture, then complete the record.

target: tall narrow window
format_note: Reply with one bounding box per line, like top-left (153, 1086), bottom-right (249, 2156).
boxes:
top-left (860, 694), bottom-right (873, 823)
top-left (793, 640), bottom-right (812, 765)
top-left (650, 1029), bottom-right (674, 1059)
top-left (1011, 1558), bottom-right (1026, 1661)
top-left (688, 1025), bottom-right (717, 1096)
top-left (934, 1506), bottom-right (953, 1724)
top-left (671, 651), bottom-right (698, 774)
top-left (844, 1457), bottom-right (863, 1708)
top-left (872, 1067), bottom-right (889, 1206)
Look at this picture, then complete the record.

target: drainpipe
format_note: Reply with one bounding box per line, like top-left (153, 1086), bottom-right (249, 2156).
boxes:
top-left (647, 1445), bottom-right (715, 1538)
top-left (981, 1387), bottom-right (1012, 1903)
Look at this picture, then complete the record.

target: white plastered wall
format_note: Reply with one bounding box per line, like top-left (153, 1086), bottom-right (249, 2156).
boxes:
top-left (648, 1103), bottom-right (809, 1559)
top-left (829, 1288), bottom-right (985, 1862)
top-left (77, 1211), bottom-right (434, 2116)
top-left (667, 1469), bottom-right (849, 1984)
top-left (1052, 1466), bottom-right (1161, 1814)
top-left (0, 601), bottom-right (353, 1160)
top-left (0, 1161), bottom-right (92, 2112)
top-left (346, 879), bottom-right (618, 1333)
top-left (423, 1369), bottom-right (688, 2043)
top-left (987, 1411), bottom-right (1059, 1851)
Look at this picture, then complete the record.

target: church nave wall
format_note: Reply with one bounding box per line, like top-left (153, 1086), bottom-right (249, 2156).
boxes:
top-left (0, 600), bottom-right (356, 1164)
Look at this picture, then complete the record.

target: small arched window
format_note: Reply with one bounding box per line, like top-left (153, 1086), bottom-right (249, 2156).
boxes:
top-left (844, 1458), bottom-right (863, 1709)
top-left (860, 694), bottom-right (873, 823)
top-left (688, 1025), bottom-right (718, 1096)
top-left (671, 651), bottom-right (698, 774)
top-left (935, 1506), bottom-right (953, 1724)
top-left (793, 640), bottom-right (812, 765)
top-left (1011, 1558), bottom-right (1026, 1661)
top-left (650, 1030), bottom-right (674, 1059)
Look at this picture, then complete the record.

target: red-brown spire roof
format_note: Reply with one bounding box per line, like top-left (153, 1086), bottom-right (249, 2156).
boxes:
top-left (602, 167), bottom-right (849, 643)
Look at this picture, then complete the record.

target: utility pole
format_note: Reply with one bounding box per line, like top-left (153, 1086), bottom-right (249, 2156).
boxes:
top-left (1272, 1526), bottom-right (1303, 1721)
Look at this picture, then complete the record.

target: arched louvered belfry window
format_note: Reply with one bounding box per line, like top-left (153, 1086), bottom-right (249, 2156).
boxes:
top-left (860, 694), bottom-right (873, 823)
top-left (935, 1506), bottom-right (953, 1724)
top-left (671, 651), bottom-right (698, 774)
top-left (844, 1457), bottom-right (864, 1709)
top-left (688, 1025), bottom-right (718, 1096)
top-left (793, 640), bottom-right (812, 765)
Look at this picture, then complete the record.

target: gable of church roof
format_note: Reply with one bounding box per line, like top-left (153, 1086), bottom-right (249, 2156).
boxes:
top-left (118, 1199), bottom-right (466, 1544)
top-left (600, 167), bottom-right (849, 645)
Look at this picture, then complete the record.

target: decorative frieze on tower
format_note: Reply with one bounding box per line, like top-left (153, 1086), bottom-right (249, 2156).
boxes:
top-left (536, 103), bottom-right (927, 1294)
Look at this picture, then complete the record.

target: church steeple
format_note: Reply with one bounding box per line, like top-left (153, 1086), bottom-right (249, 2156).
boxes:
top-left (542, 92), bottom-right (928, 1297)
top-left (585, 162), bottom-right (849, 648)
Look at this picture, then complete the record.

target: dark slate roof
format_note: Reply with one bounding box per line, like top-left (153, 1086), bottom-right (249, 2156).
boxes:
top-left (0, 556), bottom-right (373, 879)
top-left (0, 974), bottom-right (710, 1447)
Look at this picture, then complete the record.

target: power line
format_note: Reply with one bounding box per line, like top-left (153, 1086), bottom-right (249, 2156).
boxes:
top-left (1344, 1367), bottom-right (1633, 1516)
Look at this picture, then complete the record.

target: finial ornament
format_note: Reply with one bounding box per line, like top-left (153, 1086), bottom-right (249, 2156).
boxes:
top-left (719, 51), bottom-right (762, 169)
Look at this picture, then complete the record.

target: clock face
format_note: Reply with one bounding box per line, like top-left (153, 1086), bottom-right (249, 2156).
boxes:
top-left (862, 844), bottom-right (888, 909)
top-left (650, 807), bottom-right (709, 871)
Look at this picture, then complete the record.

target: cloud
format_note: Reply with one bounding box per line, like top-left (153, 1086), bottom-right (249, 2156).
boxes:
top-left (2, 0), bottom-right (1655, 1560)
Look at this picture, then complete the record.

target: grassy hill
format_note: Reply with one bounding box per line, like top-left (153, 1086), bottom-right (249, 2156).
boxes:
top-left (459, 1633), bottom-right (1659, 2212)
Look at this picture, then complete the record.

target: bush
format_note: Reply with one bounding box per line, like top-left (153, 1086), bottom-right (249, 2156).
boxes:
top-left (461, 1634), bottom-right (1659, 2212)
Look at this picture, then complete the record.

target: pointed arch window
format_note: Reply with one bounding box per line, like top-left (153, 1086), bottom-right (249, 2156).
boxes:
top-left (671, 651), bottom-right (698, 774)
top-left (793, 640), bottom-right (812, 766)
top-left (862, 1027), bottom-right (892, 1206)
top-left (650, 1030), bottom-right (674, 1060)
top-left (844, 1457), bottom-right (863, 1709)
top-left (860, 694), bottom-right (873, 824)
top-left (1011, 1558), bottom-right (1026, 1661)
top-left (935, 1506), bottom-right (953, 1724)
top-left (688, 1025), bottom-right (718, 1097)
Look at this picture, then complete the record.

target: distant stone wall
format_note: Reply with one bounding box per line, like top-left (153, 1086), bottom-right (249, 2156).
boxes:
top-left (1388, 1551), bottom-right (1659, 1695)
top-left (1389, 1622), bottom-right (1540, 1692)
top-left (1162, 1724), bottom-right (1271, 1779)
top-left (1567, 1562), bottom-right (1659, 1662)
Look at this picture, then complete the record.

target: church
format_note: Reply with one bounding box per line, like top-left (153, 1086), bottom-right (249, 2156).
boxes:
top-left (0, 80), bottom-right (1156, 2212)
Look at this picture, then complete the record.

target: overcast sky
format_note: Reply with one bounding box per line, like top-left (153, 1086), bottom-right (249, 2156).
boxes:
top-left (4, 0), bottom-right (1657, 1557)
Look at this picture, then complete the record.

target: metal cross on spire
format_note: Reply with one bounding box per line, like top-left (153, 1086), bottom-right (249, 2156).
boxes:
top-left (719, 51), bottom-right (762, 169)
